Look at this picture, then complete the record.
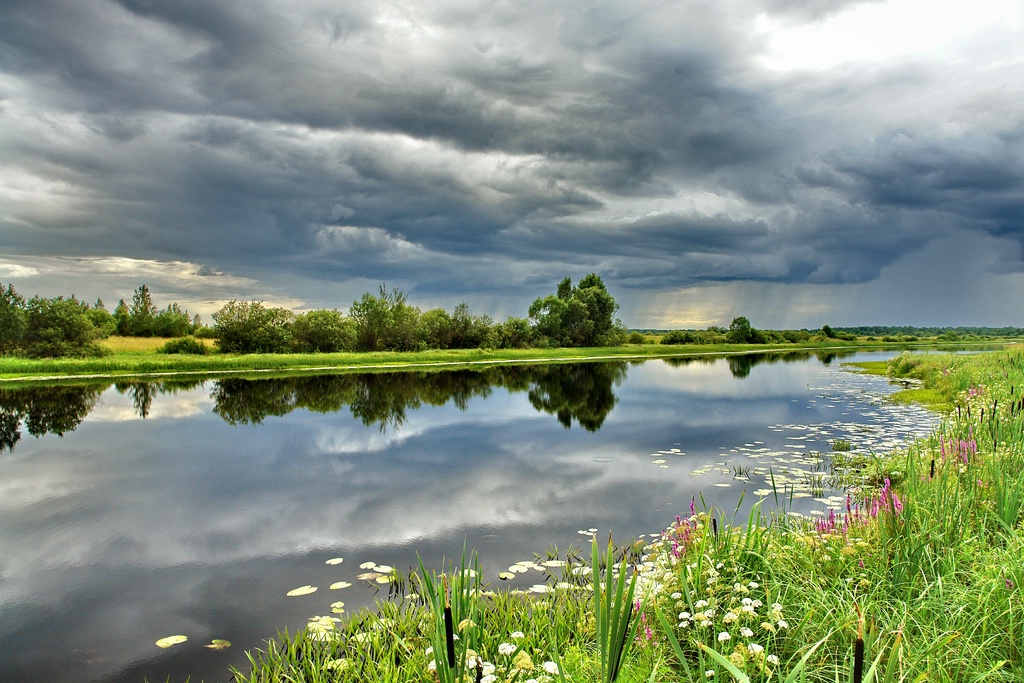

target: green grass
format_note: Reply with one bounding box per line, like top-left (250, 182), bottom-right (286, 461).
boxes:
top-left (3, 338), bottom-right (1006, 383)
top-left (219, 347), bottom-right (1024, 683)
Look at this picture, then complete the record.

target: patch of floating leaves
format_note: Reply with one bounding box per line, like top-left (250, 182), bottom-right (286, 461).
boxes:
top-left (155, 635), bottom-right (187, 648)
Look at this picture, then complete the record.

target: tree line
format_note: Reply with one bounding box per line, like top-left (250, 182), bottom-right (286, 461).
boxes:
top-left (0, 274), bottom-right (624, 358)
top-left (212, 274), bottom-right (621, 354)
top-left (0, 283), bottom-right (205, 358)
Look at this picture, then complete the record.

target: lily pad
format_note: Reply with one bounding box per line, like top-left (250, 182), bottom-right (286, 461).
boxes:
top-left (155, 635), bottom-right (188, 649)
top-left (286, 585), bottom-right (318, 597)
top-left (205, 639), bottom-right (231, 651)
top-left (329, 581), bottom-right (352, 590)
top-left (325, 557), bottom-right (344, 565)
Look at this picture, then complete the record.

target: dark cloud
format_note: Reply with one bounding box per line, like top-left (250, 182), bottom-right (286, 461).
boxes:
top-left (1, 0), bottom-right (1022, 326)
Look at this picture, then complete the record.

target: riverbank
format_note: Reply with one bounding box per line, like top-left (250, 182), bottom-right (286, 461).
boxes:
top-left (213, 348), bottom-right (1023, 682)
top-left (0, 337), bottom-right (997, 384)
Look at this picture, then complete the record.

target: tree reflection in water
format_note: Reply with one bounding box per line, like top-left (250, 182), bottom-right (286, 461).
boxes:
top-left (211, 363), bottom-right (624, 432)
top-left (0, 384), bottom-right (105, 451)
top-left (0, 352), bottom-right (857, 450)
top-left (662, 350), bottom-right (857, 379)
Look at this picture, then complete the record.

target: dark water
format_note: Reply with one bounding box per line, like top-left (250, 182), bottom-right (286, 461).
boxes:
top-left (0, 351), bottom-right (939, 683)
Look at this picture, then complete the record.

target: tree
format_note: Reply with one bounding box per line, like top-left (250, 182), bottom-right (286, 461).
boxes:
top-left (212, 300), bottom-right (294, 353)
top-left (22, 296), bottom-right (105, 358)
top-left (349, 285), bottom-right (420, 351)
top-left (128, 284), bottom-right (158, 336)
top-left (575, 273), bottom-right (620, 345)
top-left (113, 299), bottom-right (130, 335)
top-left (153, 303), bottom-right (193, 337)
top-left (726, 316), bottom-right (764, 344)
top-left (496, 317), bottom-right (534, 349)
top-left (0, 283), bottom-right (27, 355)
top-left (528, 274), bottom-right (621, 347)
top-left (450, 302), bottom-right (494, 349)
top-left (291, 309), bottom-right (355, 353)
top-left (85, 305), bottom-right (117, 338)
top-left (528, 294), bottom-right (569, 346)
top-left (418, 308), bottom-right (453, 349)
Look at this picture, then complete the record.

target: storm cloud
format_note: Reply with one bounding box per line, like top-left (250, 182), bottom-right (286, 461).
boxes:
top-left (1, 0), bottom-right (1022, 326)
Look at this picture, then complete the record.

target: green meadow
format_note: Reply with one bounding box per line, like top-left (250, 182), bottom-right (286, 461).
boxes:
top-left (0, 335), bottom-right (986, 383)
top-left (173, 347), bottom-right (1024, 683)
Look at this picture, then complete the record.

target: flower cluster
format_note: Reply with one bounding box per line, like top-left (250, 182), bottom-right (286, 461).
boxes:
top-left (867, 477), bottom-right (903, 518)
top-left (939, 429), bottom-right (977, 465)
top-left (424, 630), bottom-right (561, 683)
top-left (663, 557), bottom-right (786, 680)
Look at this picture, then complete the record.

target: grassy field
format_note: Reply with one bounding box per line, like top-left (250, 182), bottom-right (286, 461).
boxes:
top-left (0, 336), bottom-right (993, 383)
top-left (196, 347), bottom-right (1024, 683)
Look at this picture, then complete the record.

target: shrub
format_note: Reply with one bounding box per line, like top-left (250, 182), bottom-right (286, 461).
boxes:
top-left (660, 330), bottom-right (696, 345)
top-left (497, 317), bottom-right (534, 349)
top-left (291, 309), bottom-right (355, 353)
top-left (159, 336), bottom-right (209, 355)
top-left (23, 296), bottom-right (107, 358)
top-left (213, 300), bottom-right (294, 354)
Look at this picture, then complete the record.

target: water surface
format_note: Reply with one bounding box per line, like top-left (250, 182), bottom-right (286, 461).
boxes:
top-left (0, 351), bottom-right (938, 682)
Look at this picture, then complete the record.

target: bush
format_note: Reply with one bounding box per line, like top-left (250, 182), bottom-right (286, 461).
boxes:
top-left (780, 329), bottom-right (812, 343)
top-left (496, 317), bottom-right (534, 349)
top-left (159, 336), bottom-right (209, 355)
top-left (213, 300), bottom-right (294, 354)
top-left (660, 330), bottom-right (696, 345)
top-left (23, 296), bottom-right (107, 358)
top-left (291, 309), bottom-right (355, 353)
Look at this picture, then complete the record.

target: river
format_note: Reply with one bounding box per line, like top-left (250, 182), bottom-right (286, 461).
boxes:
top-left (0, 351), bottom-right (939, 682)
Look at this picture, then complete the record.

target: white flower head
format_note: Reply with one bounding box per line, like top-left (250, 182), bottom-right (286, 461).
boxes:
top-left (543, 661), bottom-right (560, 674)
top-left (718, 631), bottom-right (731, 642)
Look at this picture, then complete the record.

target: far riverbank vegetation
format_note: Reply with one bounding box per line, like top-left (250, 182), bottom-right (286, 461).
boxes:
top-left (2, 278), bottom-right (1021, 381)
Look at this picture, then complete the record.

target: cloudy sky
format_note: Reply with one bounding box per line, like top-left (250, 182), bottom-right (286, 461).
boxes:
top-left (1, 0), bottom-right (1022, 328)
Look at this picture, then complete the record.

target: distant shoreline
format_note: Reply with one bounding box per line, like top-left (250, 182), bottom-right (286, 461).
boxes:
top-left (0, 339), bottom-right (1009, 384)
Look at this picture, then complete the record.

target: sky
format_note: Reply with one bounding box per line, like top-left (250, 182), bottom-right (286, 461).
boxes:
top-left (1, 0), bottom-right (1022, 329)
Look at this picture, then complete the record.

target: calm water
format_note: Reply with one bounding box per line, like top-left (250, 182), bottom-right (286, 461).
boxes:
top-left (0, 351), bottom-right (939, 683)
